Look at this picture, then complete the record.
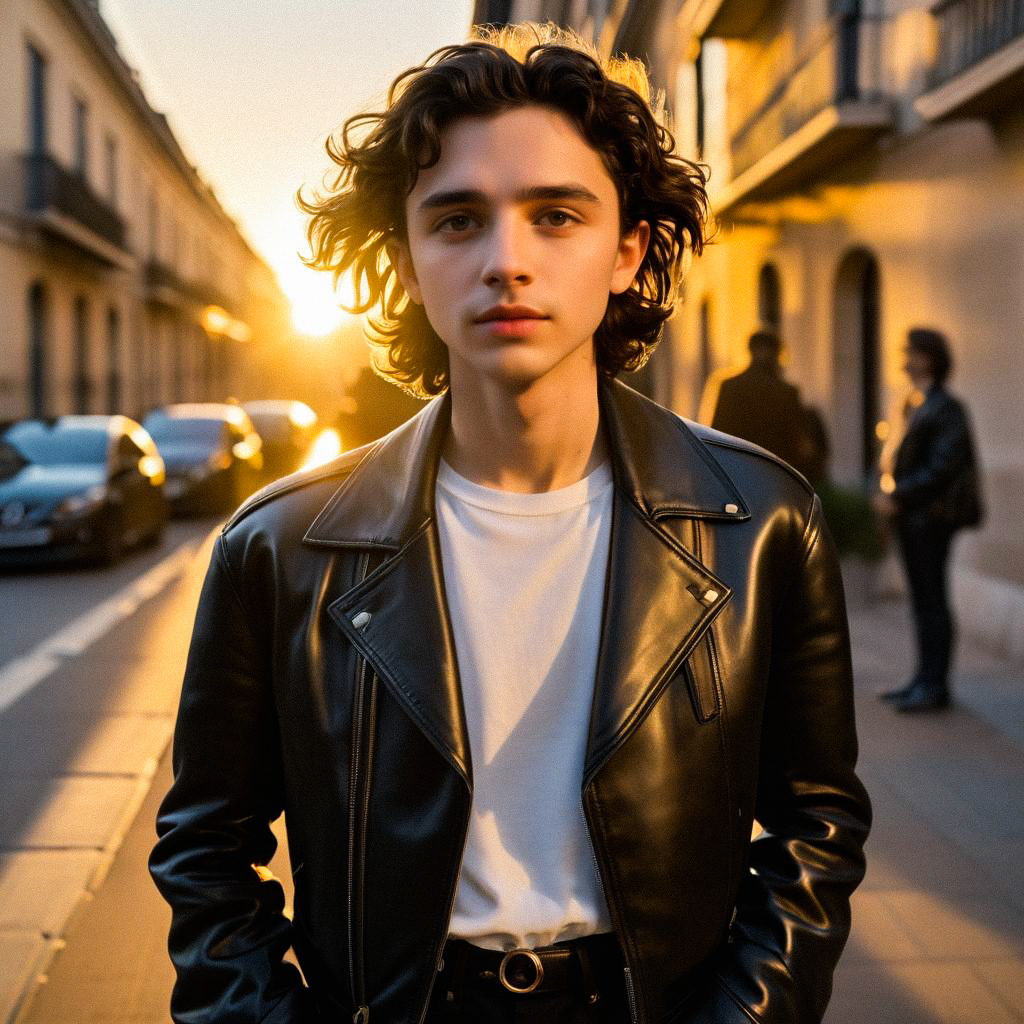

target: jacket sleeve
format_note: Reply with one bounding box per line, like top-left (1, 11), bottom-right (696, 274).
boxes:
top-left (893, 399), bottom-right (971, 509)
top-left (149, 532), bottom-right (311, 1024)
top-left (689, 494), bottom-right (872, 1024)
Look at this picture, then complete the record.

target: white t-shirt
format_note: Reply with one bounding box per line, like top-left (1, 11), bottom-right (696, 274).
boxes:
top-left (435, 458), bottom-right (615, 951)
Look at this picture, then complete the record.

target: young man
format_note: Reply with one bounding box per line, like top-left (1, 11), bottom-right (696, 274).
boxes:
top-left (875, 328), bottom-right (983, 712)
top-left (150, 25), bottom-right (871, 1024)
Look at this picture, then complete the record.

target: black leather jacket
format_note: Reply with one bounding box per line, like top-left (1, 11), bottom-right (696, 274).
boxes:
top-left (150, 379), bottom-right (871, 1024)
top-left (892, 385), bottom-right (983, 530)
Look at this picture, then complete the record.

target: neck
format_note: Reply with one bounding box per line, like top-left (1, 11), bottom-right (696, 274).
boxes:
top-left (442, 350), bottom-right (607, 493)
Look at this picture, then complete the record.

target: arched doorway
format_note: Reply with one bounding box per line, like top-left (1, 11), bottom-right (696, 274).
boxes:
top-left (757, 263), bottom-right (781, 332)
top-left (27, 281), bottom-right (49, 418)
top-left (832, 248), bottom-right (881, 484)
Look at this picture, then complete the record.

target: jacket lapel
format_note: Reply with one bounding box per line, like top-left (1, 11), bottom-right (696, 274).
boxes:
top-left (584, 490), bottom-right (731, 783)
top-left (303, 379), bottom-right (748, 788)
top-left (583, 382), bottom-right (741, 781)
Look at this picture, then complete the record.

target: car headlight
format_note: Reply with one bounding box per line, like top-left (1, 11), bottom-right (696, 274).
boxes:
top-left (53, 484), bottom-right (108, 519)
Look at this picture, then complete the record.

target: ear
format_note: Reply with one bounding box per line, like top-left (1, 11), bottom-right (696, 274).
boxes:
top-left (609, 220), bottom-right (651, 295)
top-left (386, 239), bottom-right (423, 305)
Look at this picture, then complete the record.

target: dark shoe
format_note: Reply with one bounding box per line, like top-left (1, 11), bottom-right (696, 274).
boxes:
top-left (877, 680), bottom-right (917, 703)
top-left (892, 683), bottom-right (950, 713)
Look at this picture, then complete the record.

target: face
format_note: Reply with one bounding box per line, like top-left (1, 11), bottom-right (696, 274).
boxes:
top-left (391, 104), bottom-right (649, 394)
top-left (903, 346), bottom-right (934, 388)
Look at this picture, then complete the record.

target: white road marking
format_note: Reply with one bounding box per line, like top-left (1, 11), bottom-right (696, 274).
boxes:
top-left (0, 538), bottom-right (204, 715)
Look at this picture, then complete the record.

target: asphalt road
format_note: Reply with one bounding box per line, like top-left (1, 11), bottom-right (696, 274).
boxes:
top-left (0, 518), bottom-right (221, 665)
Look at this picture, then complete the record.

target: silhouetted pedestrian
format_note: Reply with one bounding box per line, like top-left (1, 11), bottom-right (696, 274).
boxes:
top-left (875, 328), bottom-right (983, 712)
top-left (706, 329), bottom-right (814, 477)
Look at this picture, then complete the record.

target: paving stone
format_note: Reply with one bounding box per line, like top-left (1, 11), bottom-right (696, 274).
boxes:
top-left (846, 890), bottom-right (924, 963)
top-left (885, 889), bottom-right (1024, 961)
top-left (0, 714), bottom-right (172, 778)
top-left (0, 777), bottom-right (139, 851)
top-left (0, 851), bottom-right (102, 935)
top-left (828, 961), bottom-right (1021, 1024)
top-left (973, 960), bottom-right (1024, 1019)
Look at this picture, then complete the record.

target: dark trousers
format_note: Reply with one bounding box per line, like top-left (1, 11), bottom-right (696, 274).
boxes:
top-left (897, 520), bottom-right (956, 694)
top-left (424, 934), bottom-right (631, 1024)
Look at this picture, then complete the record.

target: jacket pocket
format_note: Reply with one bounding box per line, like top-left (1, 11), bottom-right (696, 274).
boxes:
top-left (683, 631), bottom-right (722, 723)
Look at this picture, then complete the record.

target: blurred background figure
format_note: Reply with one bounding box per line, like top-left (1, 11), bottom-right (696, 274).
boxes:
top-left (875, 328), bottom-right (984, 712)
top-left (702, 328), bottom-right (814, 478)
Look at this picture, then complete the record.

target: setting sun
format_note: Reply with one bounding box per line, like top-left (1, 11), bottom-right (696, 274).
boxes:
top-left (276, 261), bottom-right (360, 338)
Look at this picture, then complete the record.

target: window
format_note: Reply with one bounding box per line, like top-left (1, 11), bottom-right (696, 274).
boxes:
top-left (27, 43), bottom-right (47, 155)
top-left (27, 281), bottom-right (49, 417)
top-left (148, 192), bottom-right (159, 259)
top-left (104, 134), bottom-right (118, 206)
top-left (107, 306), bottom-right (121, 412)
top-left (757, 263), bottom-right (782, 332)
top-left (73, 95), bottom-right (88, 178)
top-left (73, 296), bottom-right (90, 413)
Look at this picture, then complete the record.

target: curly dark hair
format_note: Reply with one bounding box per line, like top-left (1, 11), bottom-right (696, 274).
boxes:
top-left (299, 23), bottom-right (710, 398)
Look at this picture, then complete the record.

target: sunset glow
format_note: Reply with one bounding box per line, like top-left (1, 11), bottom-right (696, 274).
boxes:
top-left (283, 266), bottom-right (360, 338)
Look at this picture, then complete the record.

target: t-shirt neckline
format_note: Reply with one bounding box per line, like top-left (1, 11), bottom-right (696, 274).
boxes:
top-left (436, 459), bottom-right (613, 517)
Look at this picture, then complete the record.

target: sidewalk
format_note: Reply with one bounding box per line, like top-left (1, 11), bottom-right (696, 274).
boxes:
top-left (828, 596), bottom-right (1024, 1023)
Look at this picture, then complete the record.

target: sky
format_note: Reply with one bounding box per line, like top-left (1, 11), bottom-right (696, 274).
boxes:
top-left (100, 0), bottom-right (476, 338)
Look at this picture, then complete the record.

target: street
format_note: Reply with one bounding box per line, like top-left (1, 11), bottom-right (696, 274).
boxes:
top-left (1, 545), bottom-right (1022, 1023)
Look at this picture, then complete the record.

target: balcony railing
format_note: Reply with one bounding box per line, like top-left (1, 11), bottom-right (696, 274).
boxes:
top-left (23, 153), bottom-right (126, 253)
top-left (929, 0), bottom-right (1024, 88)
top-left (729, 13), bottom-right (874, 180)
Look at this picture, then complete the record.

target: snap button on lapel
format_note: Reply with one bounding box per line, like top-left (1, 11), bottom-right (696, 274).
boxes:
top-left (351, 611), bottom-right (372, 630)
top-left (724, 503), bottom-right (739, 514)
top-left (702, 588), bottom-right (720, 604)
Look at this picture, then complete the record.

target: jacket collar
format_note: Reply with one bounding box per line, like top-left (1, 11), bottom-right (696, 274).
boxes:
top-left (304, 377), bottom-right (748, 550)
top-left (309, 378), bottom-right (747, 786)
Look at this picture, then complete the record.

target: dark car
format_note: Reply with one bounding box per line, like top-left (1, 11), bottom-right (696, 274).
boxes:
top-left (242, 400), bottom-right (319, 481)
top-left (0, 416), bottom-right (168, 565)
top-left (143, 403), bottom-right (263, 515)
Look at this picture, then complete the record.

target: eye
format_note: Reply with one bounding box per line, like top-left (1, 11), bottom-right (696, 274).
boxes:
top-left (537, 209), bottom-right (579, 228)
top-left (436, 213), bottom-right (478, 234)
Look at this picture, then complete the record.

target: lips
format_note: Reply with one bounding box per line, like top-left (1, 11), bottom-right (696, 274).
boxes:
top-left (474, 304), bottom-right (549, 324)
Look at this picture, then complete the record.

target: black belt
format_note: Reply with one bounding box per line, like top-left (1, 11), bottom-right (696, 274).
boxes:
top-left (439, 932), bottom-right (621, 998)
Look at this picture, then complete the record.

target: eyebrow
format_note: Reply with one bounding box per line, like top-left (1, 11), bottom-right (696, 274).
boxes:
top-left (417, 184), bottom-right (602, 213)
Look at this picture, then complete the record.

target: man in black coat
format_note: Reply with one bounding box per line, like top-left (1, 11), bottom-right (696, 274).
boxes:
top-left (708, 330), bottom-right (813, 478)
top-left (875, 328), bottom-right (983, 712)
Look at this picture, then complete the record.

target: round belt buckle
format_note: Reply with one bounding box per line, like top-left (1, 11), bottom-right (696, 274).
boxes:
top-left (498, 947), bottom-right (544, 994)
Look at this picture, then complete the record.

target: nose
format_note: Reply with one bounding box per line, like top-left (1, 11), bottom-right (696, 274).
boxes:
top-left (480, 213), bottom-right (533, 288)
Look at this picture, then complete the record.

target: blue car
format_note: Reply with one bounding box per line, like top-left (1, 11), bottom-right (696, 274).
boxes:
top-left (0, 416), bottom-right (168, 566)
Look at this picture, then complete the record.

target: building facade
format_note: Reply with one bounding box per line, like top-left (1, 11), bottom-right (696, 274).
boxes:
top-left (0, 0), bottom-right (292, 425)
top-left (475, 0), bottom-right (1024, 658)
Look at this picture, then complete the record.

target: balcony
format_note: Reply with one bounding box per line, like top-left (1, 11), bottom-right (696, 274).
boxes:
top-left (916, 0), bottom-right (1024, 121)
top-left (144, 259), bottom-right (189, 310)
top-left (677, 0), bottom-right (774, 39)
top-left (711, 14), bottom-right (893, 214)
top-left (22, 153), bottom-right (132, 269)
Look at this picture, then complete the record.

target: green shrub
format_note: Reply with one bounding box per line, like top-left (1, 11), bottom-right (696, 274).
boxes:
top-left (817, 481), bottom-right (886, 561)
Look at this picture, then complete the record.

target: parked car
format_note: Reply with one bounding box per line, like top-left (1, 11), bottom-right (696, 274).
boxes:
top-left (0, 415), bottom-right (167, 565)
top-left (242, 400), bottom-right (319, 481)
top-left (143, 403), bottom-right (263, 515)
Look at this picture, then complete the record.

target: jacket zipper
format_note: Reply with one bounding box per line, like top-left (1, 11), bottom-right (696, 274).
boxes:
top-left (624, 966), bottom-right (639, 1024)
top-left (416, 804), bottom-right (471, 1024)
top-left (581, 795), bottom-right (641, 1024)
top-left (348, 653), bottom-right (373, 1023)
